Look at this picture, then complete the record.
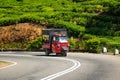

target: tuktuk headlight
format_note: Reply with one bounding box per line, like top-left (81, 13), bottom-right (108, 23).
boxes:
top-left (57, 44), bottom-right (60, 47)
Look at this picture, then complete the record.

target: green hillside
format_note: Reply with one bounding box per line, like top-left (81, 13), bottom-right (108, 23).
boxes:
top-left (0, 0), bottom-right (120, 52)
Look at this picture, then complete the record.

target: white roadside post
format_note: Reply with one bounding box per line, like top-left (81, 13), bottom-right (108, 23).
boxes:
top-left (102, 47), bottom-right (107, 54)
top-left (114, 49), bottom-right (119, 55)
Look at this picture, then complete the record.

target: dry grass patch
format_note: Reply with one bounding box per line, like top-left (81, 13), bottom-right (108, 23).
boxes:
top-left (0, 23), bottom-right (46, 43)
top-left (0, 61), bottom-right (13, 68)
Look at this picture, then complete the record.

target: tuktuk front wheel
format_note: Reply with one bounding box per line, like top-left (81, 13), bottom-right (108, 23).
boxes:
top-left (62, 51), bottom-right (67, 57)
top-left (45, 49), bottom-right (50, 56)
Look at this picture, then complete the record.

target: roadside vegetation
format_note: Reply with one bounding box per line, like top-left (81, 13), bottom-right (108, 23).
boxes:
top-left (0, 23), bottom-right (44, 50)
top-left (0, 0), bottom-right (120, 53)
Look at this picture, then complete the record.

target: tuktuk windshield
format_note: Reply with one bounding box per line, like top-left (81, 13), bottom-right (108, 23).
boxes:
top-left (54, 36), bottom-right (68, 43)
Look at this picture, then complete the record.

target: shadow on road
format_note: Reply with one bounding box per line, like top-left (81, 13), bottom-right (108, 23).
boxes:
top-left (33, 54), bottom-right (66, 57)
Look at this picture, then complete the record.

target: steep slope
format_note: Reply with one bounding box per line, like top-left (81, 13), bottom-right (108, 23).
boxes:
top-left (0, 0), bottom-right (119, 37)
top-left (0, 0), bottom-right (120, 51)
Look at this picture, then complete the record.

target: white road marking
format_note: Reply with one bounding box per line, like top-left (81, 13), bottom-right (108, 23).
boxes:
top-left (40, 57), bottom-right (81, 80)
top-left (0, 60), bottom-right (17, 69)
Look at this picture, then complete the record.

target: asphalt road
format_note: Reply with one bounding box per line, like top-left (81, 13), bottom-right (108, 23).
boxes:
top-left (0, 52), bottom-right (120, 80)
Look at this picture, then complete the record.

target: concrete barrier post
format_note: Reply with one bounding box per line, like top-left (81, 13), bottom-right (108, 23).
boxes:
top-left (102, 47), bottom-right (107, 54)
top-left (114, 49), bottom-right (119, 55)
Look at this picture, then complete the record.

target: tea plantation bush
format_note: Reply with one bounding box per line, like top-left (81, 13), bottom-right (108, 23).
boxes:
top-left (85, 38), bottom-right (101, 53)
top-left (0, 0), bottom-right (120, 52)
top-left (28, 36), bottom-right (43, 50)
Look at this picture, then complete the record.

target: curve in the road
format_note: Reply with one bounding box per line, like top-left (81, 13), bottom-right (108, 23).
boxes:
top-left (0, 53), bottom-right (81, 80)
top-left (40, 57), bottom-right (81, 80)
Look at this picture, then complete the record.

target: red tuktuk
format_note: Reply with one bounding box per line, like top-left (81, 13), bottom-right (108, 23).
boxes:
top-left (42, 29), bottom-right (69, 56)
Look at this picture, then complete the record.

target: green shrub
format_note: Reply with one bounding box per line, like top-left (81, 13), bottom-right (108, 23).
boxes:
top-left (107, 43), bottom-right (120, 52)
top-left (76, 41), bottom-right (86, 50)
top-left (100, 37), bottom-right (120, 53)
top-left (74, 17), bottom-right (87, 26)
top-left (28, 36), bottom-right (42, 50)
top-left (41, 6), bottom-right (54, 12)
top-left (0, 42), bottom-right (29, 49)
top-left (84, 34), bottom-right (97, 40)
top-left (0, 36), bottom-right (43, 50)
top-left (55, 20), bottom-right (85, 37)
top-left (69, 37), bottom-right (75, 49)
top-left (16, 0), bottom-right (23, 2)
top-left (0, 0), bottom-right (120, 52)
top-left (0, 17), bottom-right (20, 26)
top-left (85, 38), bottom-right (101, 53)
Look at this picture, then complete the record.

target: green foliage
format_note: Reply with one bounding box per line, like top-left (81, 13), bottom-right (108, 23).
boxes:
top-left (84, 34), bottom-right (97, 40)
top-left (28, 36), bottom-right (43, 50)
top-left (72, 0), bottom-right (87, 2)
top-left (69, 37), bottom-right (75, 49)
top-left (0, 36), bottom-right (43, 50)
top-left (41, 7), bottom-right (54, 12)
top-left (85, 38), bottom-right (101, 53)
top-left (48, 20), bottom-right (85, 37)
top-left (0, 42), bottom-right (29, 49)
top-left (16, 0), bottom-right (23, 2)
top-left (0, 0), bottom-right (120, 52)
top-left (74, 17), bottom-right (88, 26)
top-left (100, 37), bottom-right (120, 52)
top-left (75, 41), bottom-right (86, 50)
top-left (0, 0), bottom-right (120, 37)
